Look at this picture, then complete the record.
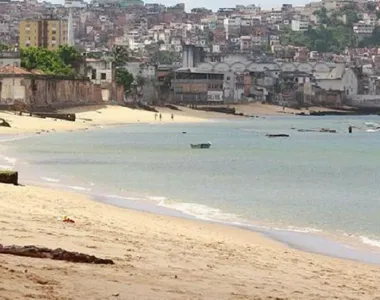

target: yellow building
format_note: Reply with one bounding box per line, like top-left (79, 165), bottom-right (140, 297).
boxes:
top-left (19, 19), bottom-right (68, 50)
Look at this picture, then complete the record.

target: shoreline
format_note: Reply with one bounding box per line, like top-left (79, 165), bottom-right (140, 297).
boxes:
top-left (2, 138), bottom-right (380, 267)
top-left (1, 183), bottom-right (380, 299)
top-left (2, 120), bottom-right (380, 297)
top-left (1, 103), bottom-right (367, 136)
top-left (0, 105), bottom-right (212, 135)
top-left (2, 117), bottom-right (380, 266)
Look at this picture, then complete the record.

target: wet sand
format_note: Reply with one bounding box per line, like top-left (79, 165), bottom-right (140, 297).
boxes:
top-left (0, 184), bottom-right (380, 299)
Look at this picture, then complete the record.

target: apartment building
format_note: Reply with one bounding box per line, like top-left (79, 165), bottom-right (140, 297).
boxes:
top-left (19, 18), bottom-right (68, 50)
top-left (291, 20), bottom-right (309, 31)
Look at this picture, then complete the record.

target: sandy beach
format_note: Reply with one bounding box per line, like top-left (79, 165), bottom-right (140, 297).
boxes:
top-left (0, 105), bottom-right (208, 135)
top-left (1, 102), bottom-right (378, 299)
top-left (0, 103), bottom-right (343, 135)
top-left (0, 183), bottom-right (380, 300)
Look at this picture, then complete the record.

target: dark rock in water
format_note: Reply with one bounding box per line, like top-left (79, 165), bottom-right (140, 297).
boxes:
top-left (296, 128), bottom-right (337, 133)
top-left (320, 128), bottom-right (337, 133)
top-left (0, 244), bottom-right (114, 264)
top-left (0, 118), bottom-right (11, 127)
top-left (0, 171), bottom-right (18, 185)
top-left (266, 134), bottom-right (290, 138)
top-left (298, 129), bottom-right (319, 132)
top-left (182, 132), bottom-right (187, 134)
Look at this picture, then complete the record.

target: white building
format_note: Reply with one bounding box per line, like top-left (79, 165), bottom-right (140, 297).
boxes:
top-left (269, 9), bottom-right (283, 24)
top-left (86, 58), bottom-right (113, 85)
top-left (64, 0), bottom-right (87, 8)
top-left (291, 20), bottom-right (309, 31)
top-left (353, 21), bottom-right (375, 35)
top-left (0, 52), bottom-right (21, 68)
top-left (314, 65), bottom-right (358, 98)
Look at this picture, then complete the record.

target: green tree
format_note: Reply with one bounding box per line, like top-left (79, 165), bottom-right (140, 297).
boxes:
top-left (0, 43), bottom-right (11, 51)
top-left (20, 47), bottom-right (74, 75)
top-left (281, 17), bottom-right (357, 53)
top-left (313, 7), bottom-right (329, 25)
top-left (57, 45), bottom-right (81, 66)
top-left (115, 68), bottom-right (134, 95)
top-left (112, 45), bottom-right (130, 67)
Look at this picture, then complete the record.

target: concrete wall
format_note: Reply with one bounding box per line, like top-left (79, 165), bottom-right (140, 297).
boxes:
top-left (24, 78), bottom-right (104, 108)
top-left (0, 76), bottom-right (109, 109)
top-left (349, 95), bottom-right (380, 108)
top-left (0, 78), bottom-right (25, 104)
top-left (316, 79), bottom-right (342, 92)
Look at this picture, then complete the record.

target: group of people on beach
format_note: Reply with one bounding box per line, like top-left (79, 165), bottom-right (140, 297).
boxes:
top-left (155, 113), bottom-right (174, 121)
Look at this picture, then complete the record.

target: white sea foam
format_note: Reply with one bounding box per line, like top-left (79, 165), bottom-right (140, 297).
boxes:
top-left (107, 194), bottom-right (145, 201)
top-left (286, 226), bottom-right (322, 233)
top-left (0, 164), bottom-right (13, 170)
top-left (2, 156), bottom-right (17, 165)
top-left (67, 185), bottom-right (91, 192)
top-left (360, 236), bottom-right (380, 248)
top-left (41, 177), bottom-right (60, 183)
top-left (0, 135), bottom-right (30, 143)
top-left (147, 196), bottom-right (168, 204)
top-left (161, 201), bottom-right (241, 222)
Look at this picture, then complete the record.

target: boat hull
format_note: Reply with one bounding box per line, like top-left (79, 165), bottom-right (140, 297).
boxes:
top-left (190, 143), bottom-right (211, 149)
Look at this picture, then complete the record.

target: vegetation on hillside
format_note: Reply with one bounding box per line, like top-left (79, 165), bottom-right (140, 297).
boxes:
top-left (280, 5), bottom-right (380, 53)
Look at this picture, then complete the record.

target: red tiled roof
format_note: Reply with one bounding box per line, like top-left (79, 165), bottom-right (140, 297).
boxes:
top-left (30, 69), bottom-right (45, 75)
top-left (0, 65), bottom-right (32, 75)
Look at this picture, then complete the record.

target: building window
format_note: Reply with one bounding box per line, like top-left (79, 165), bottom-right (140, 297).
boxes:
top-left (101, 73), bottom-right (107, 80)
top-left (91, 69), bottom-right (96, 80)
top-left (52, 36), bottom-right (56, 41)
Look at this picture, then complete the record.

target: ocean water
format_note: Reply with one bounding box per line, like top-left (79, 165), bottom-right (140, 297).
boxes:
top-left (2, 115), bottom-right (380, 262)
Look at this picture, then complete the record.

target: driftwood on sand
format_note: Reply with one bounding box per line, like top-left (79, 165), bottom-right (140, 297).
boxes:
top-left (0, 118), bottom-right (11, 127)
top-left (0, 244), bottom-right (114, 265)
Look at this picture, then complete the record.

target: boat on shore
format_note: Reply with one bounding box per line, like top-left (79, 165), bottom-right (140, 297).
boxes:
top-left (190, 142), bottom-right (212, 149)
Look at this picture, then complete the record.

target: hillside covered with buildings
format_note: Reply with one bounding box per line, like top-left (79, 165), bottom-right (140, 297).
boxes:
top-left (1, 0), bottom-right (380, 109)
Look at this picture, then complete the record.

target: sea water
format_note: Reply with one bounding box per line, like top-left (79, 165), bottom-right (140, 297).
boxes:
top-left (2, 115), bottom-right (380, 262)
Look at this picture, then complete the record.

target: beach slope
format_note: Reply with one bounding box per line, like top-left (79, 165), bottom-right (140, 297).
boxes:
top-left (0, 105), bottom-right (207, 135)
top-left (0, 184), bottom-right (379, 300)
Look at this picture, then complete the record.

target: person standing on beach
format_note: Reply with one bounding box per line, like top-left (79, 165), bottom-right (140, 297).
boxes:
top-left (155, 113), bottom-right (157, 121)
top-left (171, 114), bottom-right (174, 121)
top-left (159, 113), bottom-right (162, 121)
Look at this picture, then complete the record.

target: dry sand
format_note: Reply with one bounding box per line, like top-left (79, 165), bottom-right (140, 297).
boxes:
top-left (0, 105), bottom-right (207, 135)
top-left (0, 183), bottom-right (380, 300)
top-left (0, 103), bottom-right (344, 135)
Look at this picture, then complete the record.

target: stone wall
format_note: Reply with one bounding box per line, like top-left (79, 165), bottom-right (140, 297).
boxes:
top-left (22, 77), bottom-right (103, 108)
top-left (0, 75), bottom-right (125, 109)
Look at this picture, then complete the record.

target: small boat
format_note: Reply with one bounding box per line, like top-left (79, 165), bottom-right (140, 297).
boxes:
top-left (266, 134), bottom-right (290, 138)
top-left (190, 142), bottom-right (212, 149)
